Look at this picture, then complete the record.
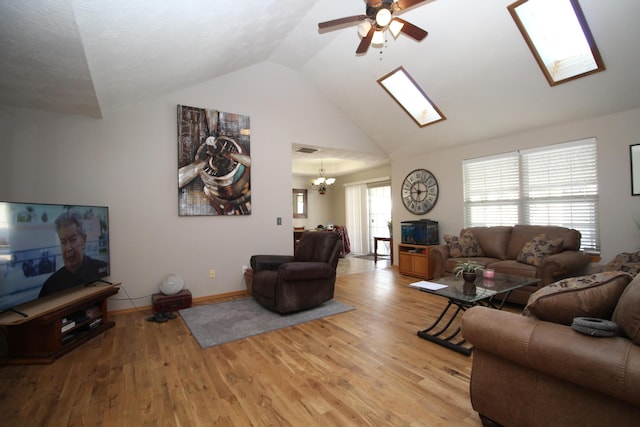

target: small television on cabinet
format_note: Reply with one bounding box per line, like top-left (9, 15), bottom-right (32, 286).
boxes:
top-left (0, 201), bottom-right (110, 314)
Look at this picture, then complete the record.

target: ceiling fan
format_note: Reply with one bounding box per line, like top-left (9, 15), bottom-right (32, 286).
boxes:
top-left (318, 0), bottom-right (430, 54)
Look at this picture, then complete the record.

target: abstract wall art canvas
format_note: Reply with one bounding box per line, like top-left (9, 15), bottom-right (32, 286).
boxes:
top-left (177, 105), bottom-right (251, 216)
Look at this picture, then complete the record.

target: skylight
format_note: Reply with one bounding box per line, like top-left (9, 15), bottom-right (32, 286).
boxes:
top-left (377, 67), bottom-right (445, 127)
top-left (508, 0), bottom-right (605, 85)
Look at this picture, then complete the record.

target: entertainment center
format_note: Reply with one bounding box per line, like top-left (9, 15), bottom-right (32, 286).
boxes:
top-left (0, 200), bottom-right (116, 363)
top-left (0, 283), bottom-right (119, 364)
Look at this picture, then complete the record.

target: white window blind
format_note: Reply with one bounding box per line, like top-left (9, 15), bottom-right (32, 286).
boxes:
top-left (463, 152), bottom-right (520, 226)
top-left (463, 138), bottom-right (599, 252)
top-left (521, 139), bottom-right (599, 251)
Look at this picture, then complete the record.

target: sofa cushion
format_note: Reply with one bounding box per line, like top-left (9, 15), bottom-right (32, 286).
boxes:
top-left (516, 234), bottom-right (564, 266)
top-left (523, 271), bottom-right (633, 325)
top-left (487, 259), bottom-right (538, 278)
top-left (466, 226), bottom-right (512, 260)
top-left (507, 225), bottom-right (581, 260)
top-left (444, 230), bottom-right (484, 258)
top-left (602, 251), bottom-right (640, 277)
top-left (612, 274), bottom-right (640, 344)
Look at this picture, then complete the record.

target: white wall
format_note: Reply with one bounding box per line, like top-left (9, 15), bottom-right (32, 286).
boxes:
top-left (0, 62), bottom-right (382, 311)
top-left (392, 107), bottom-right (640, 264)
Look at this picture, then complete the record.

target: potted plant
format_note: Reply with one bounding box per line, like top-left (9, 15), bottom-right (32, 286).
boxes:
top-left (453, 260), bottom-right (483, 295)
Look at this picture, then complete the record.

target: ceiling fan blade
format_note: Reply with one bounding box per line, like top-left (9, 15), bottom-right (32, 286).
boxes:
top-left (356, 27), bottom-right (375, 54)
top-left (395, 0), bottom-right (429, 12)
top-left (318, 15), bottom-right (366, 30)
top-left (394, 18), bottom-right (428, 41)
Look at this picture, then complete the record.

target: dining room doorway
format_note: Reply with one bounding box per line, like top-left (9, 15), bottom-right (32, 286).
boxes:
top-left (368, 182), bottom-right (392, 256)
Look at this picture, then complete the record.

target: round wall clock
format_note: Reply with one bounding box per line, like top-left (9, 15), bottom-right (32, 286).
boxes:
top-left (401, 169), bottom-right (439, 215)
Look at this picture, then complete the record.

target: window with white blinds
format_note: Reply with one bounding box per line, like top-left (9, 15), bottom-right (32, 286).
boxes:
top-left (463, 138), bottom-right (599, 253)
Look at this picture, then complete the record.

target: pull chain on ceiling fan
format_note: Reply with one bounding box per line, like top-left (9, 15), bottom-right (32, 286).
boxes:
top-left (318, 0), bottom-right (430, 54)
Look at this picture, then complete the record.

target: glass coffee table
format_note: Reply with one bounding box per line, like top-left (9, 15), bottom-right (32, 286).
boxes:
top-left (410, 273), bottom-right (540, 356)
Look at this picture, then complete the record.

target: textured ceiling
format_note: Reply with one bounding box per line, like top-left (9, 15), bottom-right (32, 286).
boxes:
top-left (0, 0), bottom-right (100, 116)
top-left (2, 0), bottom-right (640, 175)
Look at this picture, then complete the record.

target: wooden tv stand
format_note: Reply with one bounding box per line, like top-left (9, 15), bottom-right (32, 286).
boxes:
top-left (0, 283), bottom-right (119, 364)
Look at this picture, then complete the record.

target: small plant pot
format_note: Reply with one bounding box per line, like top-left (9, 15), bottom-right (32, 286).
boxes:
top-left (462, 271), bottom-right (477, 284)
top-left (462, 272), bottom-right (477, 295)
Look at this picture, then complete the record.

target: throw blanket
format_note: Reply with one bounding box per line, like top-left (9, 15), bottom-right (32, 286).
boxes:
top-left (334, 225), bottom-right (351, 257)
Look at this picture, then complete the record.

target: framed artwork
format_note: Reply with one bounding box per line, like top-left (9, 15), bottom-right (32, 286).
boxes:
top-left (177, 105), bottom-right (251, 215)
top-left (631, 144), bottom-right (640, 196)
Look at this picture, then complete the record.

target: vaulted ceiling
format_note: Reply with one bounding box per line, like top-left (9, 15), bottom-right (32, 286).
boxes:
top-left (2, 0), bottom-right (640, 173)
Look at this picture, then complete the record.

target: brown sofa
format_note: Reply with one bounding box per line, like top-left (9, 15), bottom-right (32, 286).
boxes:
top-left (430, 225), bottom-right (590, 304)
top-left (461, 271), bottom-right (640, 427)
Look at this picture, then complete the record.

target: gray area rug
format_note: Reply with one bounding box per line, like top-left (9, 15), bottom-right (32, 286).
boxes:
top-left (179, 298), bottom-right (354, 349)
top-left (354, 254), bottom-right (390, 261)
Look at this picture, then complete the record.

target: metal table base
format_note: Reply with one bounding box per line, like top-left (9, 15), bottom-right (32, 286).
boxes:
top-left (417, 290), bottom-right (514, 356)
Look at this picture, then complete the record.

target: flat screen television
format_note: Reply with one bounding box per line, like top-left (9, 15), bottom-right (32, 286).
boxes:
top-left (0, 201), bottom-right (110, 315)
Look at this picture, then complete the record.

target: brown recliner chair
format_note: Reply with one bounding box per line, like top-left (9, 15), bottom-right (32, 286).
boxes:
top-left (250, 231), bottom-right (342, 314)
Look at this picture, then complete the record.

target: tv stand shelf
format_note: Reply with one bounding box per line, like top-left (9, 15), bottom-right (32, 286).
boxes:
top-left (0, 284), bottom-right (119, 364)
top-left (398, 244), bottom-right (436, 279)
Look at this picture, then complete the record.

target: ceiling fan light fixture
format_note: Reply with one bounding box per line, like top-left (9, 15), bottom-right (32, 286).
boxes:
top-left (389, 19), bottom-right (404, 38)
top-left (375, 8), bottom-right (392, 27)
top-left (357, 20), bottom-right (372, 38)
top-left (318, 0), bottom-right (430, 55)
top-left (372, 30), bottom-right (385, 45)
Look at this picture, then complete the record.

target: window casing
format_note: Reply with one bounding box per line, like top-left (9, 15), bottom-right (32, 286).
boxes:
top-left (463, 138), bottom-right (599, 252)
top-left (507, 0), bottom-right (605, 86)
top-left (377, 66), bottom-right (446, 127)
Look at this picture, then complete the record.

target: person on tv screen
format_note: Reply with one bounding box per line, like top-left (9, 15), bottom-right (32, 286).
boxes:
top-left (38, 210), bottom-right (108, 298)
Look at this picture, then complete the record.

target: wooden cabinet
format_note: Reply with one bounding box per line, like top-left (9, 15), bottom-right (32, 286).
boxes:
top-left (398, 244), bottom-right (435, 279)
top-left (294, 228), bottom-right (305, 248)
top-left (0, 284), bottom-right (119, 364)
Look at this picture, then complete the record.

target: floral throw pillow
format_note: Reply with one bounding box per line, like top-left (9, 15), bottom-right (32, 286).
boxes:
top-left (602, 251), bottom-right (640, 277)
top-left (444, 231), bottom-right (484, 258)
top-left (516, 233), bottom-right (563, 266)
top-left (524, 271), bottom-right (633, 325)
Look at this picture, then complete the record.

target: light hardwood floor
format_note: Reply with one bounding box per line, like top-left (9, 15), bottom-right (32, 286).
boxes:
top-left (0, 259), bottom-right (484, 426)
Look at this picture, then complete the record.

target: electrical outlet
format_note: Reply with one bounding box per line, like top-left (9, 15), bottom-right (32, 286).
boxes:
top-left (209, 269), bottom-right (216, 278)
top-left (242, 265), bottom-right (248, 274)
top-left (277, 217), bottom-right (282, 225)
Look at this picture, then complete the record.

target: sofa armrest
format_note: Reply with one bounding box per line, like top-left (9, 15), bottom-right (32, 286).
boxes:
top-left (462, 306), bottom-right (640, 407)
top-left (279, 262), bottom-right (335, 281)
top-left (538, 250), bottom-right (591, 284)
top-left (430, 244), bottom-right (450, 278)
top-left (250, 255), bottom-right (295, 272)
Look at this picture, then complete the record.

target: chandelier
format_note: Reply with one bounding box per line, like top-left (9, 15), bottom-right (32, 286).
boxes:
top-left (310, 159), bottom-right (335, 195)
